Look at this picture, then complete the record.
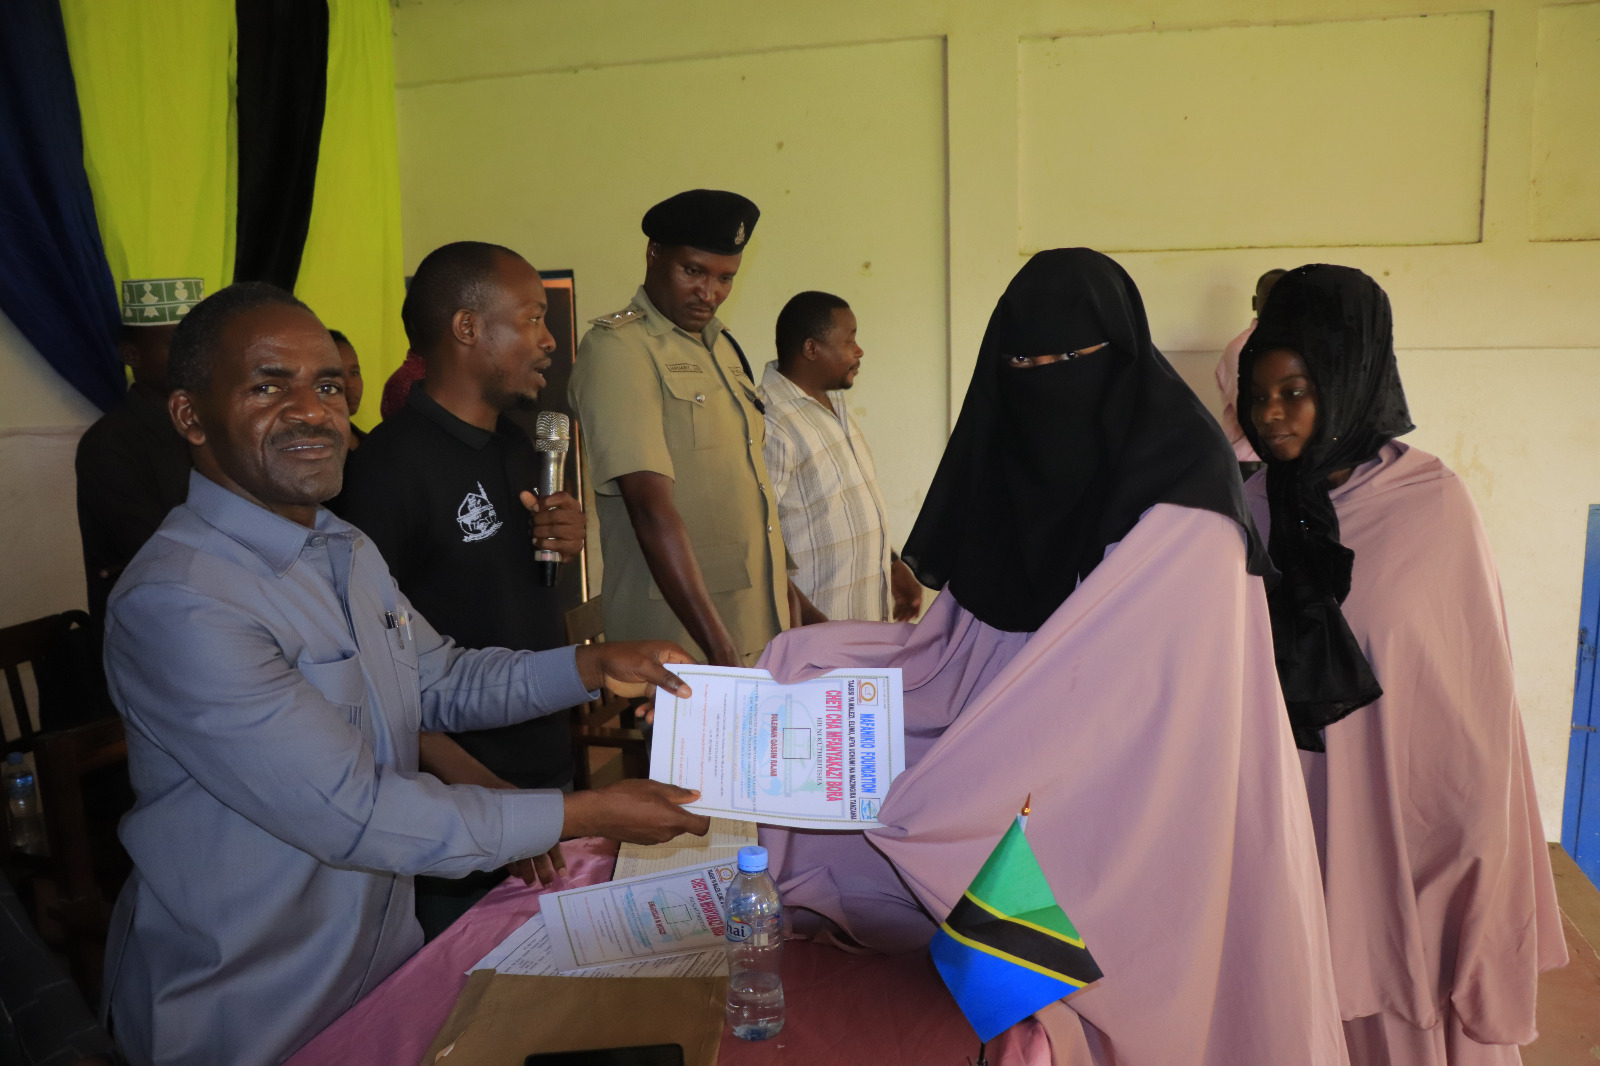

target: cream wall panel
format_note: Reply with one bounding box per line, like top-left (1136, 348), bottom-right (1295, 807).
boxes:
top-left (1019, 14), bottom-right (1493, 252)
top-left (397, 38), bottom-right (949, 546)
top-left (1530, 2), bottom-right (1600, 240)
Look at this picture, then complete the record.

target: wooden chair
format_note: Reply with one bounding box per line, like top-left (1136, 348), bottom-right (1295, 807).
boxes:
top-left (0, 611), bottom-right (114, 760)
top-left (31, 716), bottom-right (131, 1002)
top-left (0, 614), bottom-right (56, 756)
top-left (0, 612), bottom-right (131, 1002)
top-left (564, 596), bottom-right (650, 789)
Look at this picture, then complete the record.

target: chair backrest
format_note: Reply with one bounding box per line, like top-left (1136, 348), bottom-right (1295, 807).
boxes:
top-left (0, 615), bottom-right (60, 755)
top-left (565, 595), bottom-right (606, 647)
top-left (29, 714), bottom-right (131, 1004)
top-left (32, 716), bottom-right (129, 907)
top-left (0, 612), bottom-right (115, 759)
top-left (562, 596), bottom-right (652, 787)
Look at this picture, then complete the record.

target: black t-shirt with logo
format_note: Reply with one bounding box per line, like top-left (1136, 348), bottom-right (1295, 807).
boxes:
top-left (330, 388), bottom-right (574, 788)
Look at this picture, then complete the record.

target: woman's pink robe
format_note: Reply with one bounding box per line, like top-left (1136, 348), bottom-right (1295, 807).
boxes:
top-left (757, 503), bottom-right (1348, 1066)
top-left (1247, 441), bottom-right (1567, 1065)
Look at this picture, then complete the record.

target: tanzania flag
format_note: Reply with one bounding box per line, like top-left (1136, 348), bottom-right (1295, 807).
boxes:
top-left (929, 814), bottom-right (1102, 1041)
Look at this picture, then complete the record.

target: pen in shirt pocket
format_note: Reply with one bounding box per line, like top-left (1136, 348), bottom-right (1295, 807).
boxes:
top-left (383, 608), bottom-right (412, 649)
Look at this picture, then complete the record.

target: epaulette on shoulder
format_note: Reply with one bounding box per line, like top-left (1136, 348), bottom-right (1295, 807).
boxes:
top-left (589, 305), bottom-right (645, 330)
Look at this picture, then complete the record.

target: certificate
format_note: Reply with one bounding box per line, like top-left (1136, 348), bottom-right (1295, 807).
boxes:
top-left (469, 913), bottom-right (726, 979)
top-left (650, 665), bottom-right (905, 830)
top-left (542, 859), bottom-right (739, 973)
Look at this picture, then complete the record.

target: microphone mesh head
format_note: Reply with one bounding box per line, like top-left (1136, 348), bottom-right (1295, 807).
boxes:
top-left (535, 411), bottom-right (570, 439)
top-left (535, 411), bottom-right (570, 444)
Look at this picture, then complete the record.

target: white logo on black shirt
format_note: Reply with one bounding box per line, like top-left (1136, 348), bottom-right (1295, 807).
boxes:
top-left (456, 482), bottom-right (503, 543)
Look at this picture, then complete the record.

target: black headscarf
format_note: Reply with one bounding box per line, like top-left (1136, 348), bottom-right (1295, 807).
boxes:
top-left (902, 248), bottom-right (1272, 633)
top-left (1237, 264), bottom-right (1414, 751)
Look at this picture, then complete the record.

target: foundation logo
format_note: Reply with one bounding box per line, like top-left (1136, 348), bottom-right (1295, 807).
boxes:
top-left (859, 681), bottom-right (877, 704)
top-left (456, 482), bottom-right (503, 543)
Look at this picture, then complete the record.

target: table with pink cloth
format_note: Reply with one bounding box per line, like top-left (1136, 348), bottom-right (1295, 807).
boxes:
top-left (286, 836), bottom-right (1052, 1066)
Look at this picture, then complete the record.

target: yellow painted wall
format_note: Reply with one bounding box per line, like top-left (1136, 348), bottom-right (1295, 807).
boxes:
top-left (393, 0), bottom-right (1600, 838)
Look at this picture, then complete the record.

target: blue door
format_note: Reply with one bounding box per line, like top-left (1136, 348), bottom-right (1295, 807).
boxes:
top-left (1562, 504), bottom-right (1600, 888)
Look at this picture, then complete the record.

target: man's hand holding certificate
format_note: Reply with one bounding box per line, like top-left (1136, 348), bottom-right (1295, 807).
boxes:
top-left (649, 666), bottom-right (905, 830)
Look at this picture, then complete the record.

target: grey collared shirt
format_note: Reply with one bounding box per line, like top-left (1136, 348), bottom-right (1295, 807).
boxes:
top-left (102, 471), bottom-right (592, 1066)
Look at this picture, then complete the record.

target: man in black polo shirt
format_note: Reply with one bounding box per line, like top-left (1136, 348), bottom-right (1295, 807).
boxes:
top-left (332, 242), bottom-right (586, 933)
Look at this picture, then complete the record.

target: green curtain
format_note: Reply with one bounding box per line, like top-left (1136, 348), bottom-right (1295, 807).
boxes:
top-left (295, 0), bottom-right (406, 432)
top-left (60, 0), bottom-right (237, 302)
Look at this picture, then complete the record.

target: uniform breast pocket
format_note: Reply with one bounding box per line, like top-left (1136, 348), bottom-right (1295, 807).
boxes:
top-left (385, 627), bottom-right (422, 733)
top-left (297, 652), bottom-right (373, 737)
top-left (660, 372), bottom-right (722, 452)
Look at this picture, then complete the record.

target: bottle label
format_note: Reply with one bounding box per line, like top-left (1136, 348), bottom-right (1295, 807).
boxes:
top-left (726, 918), bottom-right (753, 943)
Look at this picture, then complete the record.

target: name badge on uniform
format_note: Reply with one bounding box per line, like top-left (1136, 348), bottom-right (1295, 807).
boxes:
top-left (665, 362), bottom-right (704, 374)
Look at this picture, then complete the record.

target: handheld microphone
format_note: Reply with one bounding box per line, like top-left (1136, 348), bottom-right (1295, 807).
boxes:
top-left (533, 412), bottom-right (571, 587)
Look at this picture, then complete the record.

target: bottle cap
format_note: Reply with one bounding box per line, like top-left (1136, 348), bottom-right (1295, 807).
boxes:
top-left (737, 845), bottom-right (768, 873)
top-left (5, 752), bottom-right (21, 765)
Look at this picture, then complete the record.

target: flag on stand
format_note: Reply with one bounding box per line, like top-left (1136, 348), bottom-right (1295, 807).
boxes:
top-left (928, 810), bottom-right (1102, 1042)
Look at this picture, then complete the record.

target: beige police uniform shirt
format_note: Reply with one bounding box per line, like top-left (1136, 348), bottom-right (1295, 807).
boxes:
top-left (570, 286), bottom-right (789, 664)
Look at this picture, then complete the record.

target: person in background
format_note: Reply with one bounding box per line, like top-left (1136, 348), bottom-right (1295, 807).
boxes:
top-left (332, 241), bottom-right (587, 936)
top-left (570, 189), bottom-right (823, 668)
top-left (760, 291), bottom-right (921, 622)
top-left (102, 281), bottom-right (708, 1066)
top-left (1213, 267), bottom-right (1285, 469)
top-left (380, 350), bottom-right (425, 420)
top-left (327, 329), bottom-right (365, 449)
top-left (74, 278), bottom-right (201, 625)
top-left (1240, 264), bottom-right (1565, 1065)
top-left (755, 249), bottom-right (1347, 1065)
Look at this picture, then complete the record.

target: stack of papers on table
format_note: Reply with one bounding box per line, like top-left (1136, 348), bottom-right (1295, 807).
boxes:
top-left (471, 820), bottom-right (757, 978)
top-left (471, 664), bottom-right (907, 981)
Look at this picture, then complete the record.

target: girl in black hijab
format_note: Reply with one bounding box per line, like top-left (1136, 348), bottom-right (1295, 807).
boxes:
top-left (903, 247), bottom-right (1270, 631)
top-left (1237, 265), bottom-right (1564, 1064)
top-left (1236, 265), bottom-right (1413, 749)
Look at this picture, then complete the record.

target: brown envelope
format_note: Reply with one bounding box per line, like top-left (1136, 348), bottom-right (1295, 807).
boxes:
top-left (421, 971), bottom-right (727, 1066)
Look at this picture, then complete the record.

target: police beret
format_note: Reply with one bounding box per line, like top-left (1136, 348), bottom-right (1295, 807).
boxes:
top-left (641, 189), bottom-right (760, 256)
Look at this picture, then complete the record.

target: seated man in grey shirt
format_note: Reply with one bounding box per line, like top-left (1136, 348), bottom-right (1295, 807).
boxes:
top-left (101, 282), bottom-right (709, 1066)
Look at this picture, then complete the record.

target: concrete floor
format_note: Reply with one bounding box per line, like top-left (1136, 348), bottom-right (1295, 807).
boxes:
top-left (1523, 846), bottom-right (1600, 1065)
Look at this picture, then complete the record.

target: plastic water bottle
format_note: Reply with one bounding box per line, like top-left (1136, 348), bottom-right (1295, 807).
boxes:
top-left (5, 752), bottom-right (46, 855)
top-left (725, 844), bottom-right (785, 1040)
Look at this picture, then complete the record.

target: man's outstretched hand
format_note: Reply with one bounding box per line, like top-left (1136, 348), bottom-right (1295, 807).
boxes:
top-left (561, 779), bottom-right (711, 844)
top-left (574, 640), bottom-right (694, 700)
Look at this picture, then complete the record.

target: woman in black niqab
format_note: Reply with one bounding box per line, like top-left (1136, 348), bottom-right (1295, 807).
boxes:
top-left (1237, 264), bottom-right (1415, 750)
top-left (902, 247), bottom-right (1271, 633)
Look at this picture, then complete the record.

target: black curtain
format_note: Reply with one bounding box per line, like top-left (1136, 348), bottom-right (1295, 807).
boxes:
top-left (0, 0), bottom-right (125, 412)
top-left (233, 0), bottom-right (329, 289)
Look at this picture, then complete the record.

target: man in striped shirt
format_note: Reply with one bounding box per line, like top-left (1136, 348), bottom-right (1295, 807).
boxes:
top-left (760, 292), bottom-right (923, 622)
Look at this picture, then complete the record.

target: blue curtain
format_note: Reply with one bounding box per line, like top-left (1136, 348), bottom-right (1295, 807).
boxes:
top-left (0, 0), bottom-right (124, 412)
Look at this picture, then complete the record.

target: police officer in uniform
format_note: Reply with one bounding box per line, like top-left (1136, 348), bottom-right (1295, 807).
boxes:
top-left (571, 190), bottom-right (823, 667)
